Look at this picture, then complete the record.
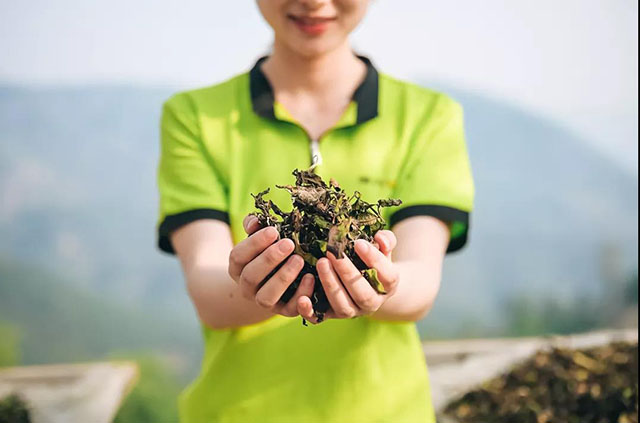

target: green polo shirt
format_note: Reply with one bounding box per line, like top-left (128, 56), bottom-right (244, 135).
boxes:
top-left (157, 56), bottom-right (474, 423)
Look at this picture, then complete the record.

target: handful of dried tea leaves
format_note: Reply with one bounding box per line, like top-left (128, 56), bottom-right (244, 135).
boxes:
top-left (250, 168), bottom-right (401, 323)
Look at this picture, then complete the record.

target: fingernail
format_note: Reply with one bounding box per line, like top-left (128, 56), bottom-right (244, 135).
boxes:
top-left (290, 254), bottom-right (304, 267)
top-left (318, 258), bottom-right (330, 271)
top-left (279, 239), bottom-right (292, 253)
top-left (355, 239), bottom-right (369, 252)
top-left (266, 226), bottom-right (278, 239)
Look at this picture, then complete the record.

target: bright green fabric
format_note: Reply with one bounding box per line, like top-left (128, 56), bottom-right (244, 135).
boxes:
top-left (157, 70), bottom-right (473, 423)
top-left (381, 92), bottom-right (473, 221)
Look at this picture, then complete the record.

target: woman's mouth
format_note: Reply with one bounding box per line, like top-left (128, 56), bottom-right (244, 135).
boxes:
top-left (287, 14), bottom-right (336, 36)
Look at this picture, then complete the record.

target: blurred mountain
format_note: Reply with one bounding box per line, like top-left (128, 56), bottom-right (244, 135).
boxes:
top-left (0, 86), bottom-right (184, 310)
top-left (0, 84), bottom-right (637, 341)
top-left (0, 256), bottom-right (201, 374)
top-left (422, 85), bottom-right (638, 336)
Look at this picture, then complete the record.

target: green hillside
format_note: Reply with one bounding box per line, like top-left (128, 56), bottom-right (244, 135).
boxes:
top-left (0, 256), bottom-right (201, 376)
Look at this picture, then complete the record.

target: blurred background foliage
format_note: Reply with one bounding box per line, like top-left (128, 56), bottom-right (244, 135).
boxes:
top-left (112, 354), bottom-right (182, 423)
top-left (0, 321), bottom-right (20, 367)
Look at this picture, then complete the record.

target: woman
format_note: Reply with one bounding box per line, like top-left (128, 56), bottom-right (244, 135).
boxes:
top-left (157, 1), bottom-right (474, 421)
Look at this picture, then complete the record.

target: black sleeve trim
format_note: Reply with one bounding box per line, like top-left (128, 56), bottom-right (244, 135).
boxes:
top-left (388, 205), bottom-right (470, 253)
top-left (158, 208), bottom-right (230, 254)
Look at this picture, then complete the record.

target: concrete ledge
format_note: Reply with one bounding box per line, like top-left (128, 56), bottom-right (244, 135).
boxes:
top-left (0, 361), bottom-right (138, 423)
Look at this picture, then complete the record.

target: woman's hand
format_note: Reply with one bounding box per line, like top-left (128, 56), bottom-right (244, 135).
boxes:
top-left (228, 215), bottom-right (315, 318)
top-left (296, 230), bottom-right (400, 324)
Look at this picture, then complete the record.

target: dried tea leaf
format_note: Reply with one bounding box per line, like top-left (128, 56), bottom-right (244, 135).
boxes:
top-left (314, 240), bottom-right (328, 254)
top-left (327, 218), bottom-right (351, 258)
top-left (291, 232), bottom-right (317, 266)
top-left (312, 215), bottom-right (331, 230)
top-left (362, 268), bottom-right (386, 294)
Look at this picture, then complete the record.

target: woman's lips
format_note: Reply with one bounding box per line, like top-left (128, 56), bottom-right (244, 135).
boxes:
top-left (288, 15), bottom-right (336, 36)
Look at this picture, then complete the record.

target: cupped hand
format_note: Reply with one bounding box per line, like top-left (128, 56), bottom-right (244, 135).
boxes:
top-left (296, 230), bottom-right (400, 324)
top-left (227, 214), bottom-right (314, 318)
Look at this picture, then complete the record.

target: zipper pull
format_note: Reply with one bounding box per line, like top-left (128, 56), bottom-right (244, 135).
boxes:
top-left (309, 138), bottom-right (323, 170)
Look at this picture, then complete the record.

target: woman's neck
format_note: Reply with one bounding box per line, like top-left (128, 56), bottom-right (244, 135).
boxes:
top-left (260, 39), bottom-right (368, 141)
top-left (261, 39), bottom-right (365, 98)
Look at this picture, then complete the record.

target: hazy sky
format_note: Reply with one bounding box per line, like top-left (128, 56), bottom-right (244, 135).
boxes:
top-left (1, 0), bottom-right (637, 172)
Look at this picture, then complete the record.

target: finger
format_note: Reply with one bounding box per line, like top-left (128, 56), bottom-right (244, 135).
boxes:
top-left (297, 295), bottom-right (319, 324)
top-left (242, 215), bottom-right (253, 232)
top-left (374, 230), bottom-right (397, 257)
top-left (255, 254), bottom-right (305, 309)
top-left (320, 309), bottom-right (354, 321)
top-left (326, 252), bottom-right (379, 313)
top-left (243, 215), bottom-right (262, 235)
top-left (238, 238), bottom-right (294, 297)
top-left (354, 239), bottom-right (399, 293)
top-left (228, 226), bottom-right (279, 281)
top-left (279, 273), bottom-right (315, 317)
top-left (316, 258), bottom-right (359, 319)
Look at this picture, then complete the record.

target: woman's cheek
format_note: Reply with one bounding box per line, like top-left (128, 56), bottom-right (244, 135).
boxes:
top-left (337, 0), bottom-right (370, 30)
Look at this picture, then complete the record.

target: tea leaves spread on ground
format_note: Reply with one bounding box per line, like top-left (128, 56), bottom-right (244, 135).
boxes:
top-left (445, 341), bottom-right (638, 423)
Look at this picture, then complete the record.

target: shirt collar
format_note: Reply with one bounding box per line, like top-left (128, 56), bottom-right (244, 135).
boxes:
top-left (249, 55), bottom-right (379, 126)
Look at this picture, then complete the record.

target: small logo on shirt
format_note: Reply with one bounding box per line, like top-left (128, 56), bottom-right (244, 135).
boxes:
top-left (358, 176), bottom-right (396, 189)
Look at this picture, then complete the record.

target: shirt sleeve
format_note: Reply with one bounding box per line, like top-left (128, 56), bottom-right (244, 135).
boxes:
top-left (156, 93), bottom-right (229, 254)
top-left (385, 94), bottom-right (474, 253)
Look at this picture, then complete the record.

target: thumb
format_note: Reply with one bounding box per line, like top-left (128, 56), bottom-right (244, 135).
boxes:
top-left (374, 230), bottom-right (396, 258)
top-left (243, 215), bottom-right (262, 235)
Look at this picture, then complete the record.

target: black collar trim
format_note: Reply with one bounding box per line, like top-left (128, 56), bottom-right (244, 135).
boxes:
top-left (352, 56), bottom-right (379, 124)
top-left (249, 55), bottom-right (379, 125)
top-left (249, 56), bottom-right (276, 120)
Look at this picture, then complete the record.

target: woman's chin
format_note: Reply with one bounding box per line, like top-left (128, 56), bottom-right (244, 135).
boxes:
top-left (287, 38), bottom-right (346, 59)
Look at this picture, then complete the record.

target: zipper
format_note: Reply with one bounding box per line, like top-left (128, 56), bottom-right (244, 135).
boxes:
top-left (309, 137), bottom-right (323, 170)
